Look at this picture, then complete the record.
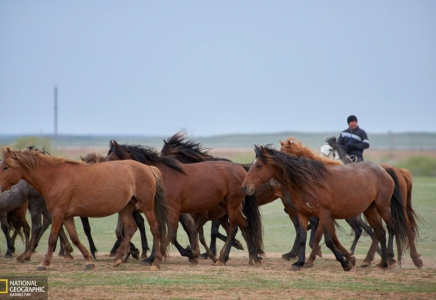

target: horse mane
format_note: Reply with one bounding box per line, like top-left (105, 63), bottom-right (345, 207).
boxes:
top-left (108, 141), bottom-right (186, 174)
top-left (161, 132), bottom-right (230, 163)
top-left (280, 137), bottom-right (343, 166)
top-left (1, 147), bottom-right (82, 172)
top-left (255, 144), bottom-right (328, 193)
top-left (80, 152), bottom-right (106, 164)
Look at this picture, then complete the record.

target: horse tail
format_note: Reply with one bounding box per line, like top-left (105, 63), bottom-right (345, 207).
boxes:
top-left (149, 166), bottom-right (169, 257)
top-left (242, 194), bottom-right (264, 256)
top-left (385, 167), bottom-right (409, 265)
top-left (400, 169), bottom-right (424, 245)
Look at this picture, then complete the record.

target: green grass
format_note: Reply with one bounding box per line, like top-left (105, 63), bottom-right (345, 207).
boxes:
top-left (1, 177), bottom-right (435, 299)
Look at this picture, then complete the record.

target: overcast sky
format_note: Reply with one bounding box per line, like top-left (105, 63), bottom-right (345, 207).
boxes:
top-left (1, 1), bottom-right (435, 137)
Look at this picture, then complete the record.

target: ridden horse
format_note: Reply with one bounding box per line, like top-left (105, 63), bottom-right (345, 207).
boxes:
top-left (241, 145), bottom-right (409, 271)
top-left (160, 132), bottom-right (321, 260)
top-left (321, 136), bottom-right (423, 268)
top-left (0, 147), bottom-right (169, 271)
top-left (106, 140), bottom-right (264, 266)
top-left (279, 138), bottom-right (381, 260)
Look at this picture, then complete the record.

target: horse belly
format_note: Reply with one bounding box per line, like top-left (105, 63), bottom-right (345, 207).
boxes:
top-left (68, 193), bottom-right (133, 218)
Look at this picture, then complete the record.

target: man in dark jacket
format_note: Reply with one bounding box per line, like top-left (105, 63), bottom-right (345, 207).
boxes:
top-left (337, 115), bottom-right (370, 162)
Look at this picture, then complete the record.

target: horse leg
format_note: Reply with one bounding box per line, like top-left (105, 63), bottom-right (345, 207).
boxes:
top-left (110, 215), bottom-right (124, 257)
top-left (33, 214), bottom-right (51, 252)
top-left (132, 210), bottom-right (149, 259)
top-left (179, 213), bottom-right (200, 263)
top-left (304, 222), bottom-right (324, 268)
top-left (196, 218), bottom-right (218, 263)
top-left (345, 217), bottom-right (362, 256)
top-left (291, 212), bottom-right (309, 271)
top-left (13, 206), bottom-right (31, 260)
top-left (112, 205), bottom-right (139, 267)
top-left (0, 213), bottom-right (15, 258)
top-left (215, 208), bottom-right (240, 266)
top-left (355, 214), bottom-right (382, 256)
top-left (57, 226), bottom-right (74, 261)
top-left (200, 219), bottom-right (220, 259)
top-left (319, 214), bottom-right (353, 271)
top-left (17, 204), bottom-right (42, 262)
top-left (80, 217), bottom-right (98, 259)
top-left (363, 206), bottom-right (388, 269)
top-left (62, 217), bottom-right (94, 270)
top-left (308, 216), bottom-right (322, 258)
top-left (37, 214), bottom-right (64, 271)
top-left (216, 216), bottom-right (244, 250)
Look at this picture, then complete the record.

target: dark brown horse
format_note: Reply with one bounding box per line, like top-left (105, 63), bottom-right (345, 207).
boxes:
top-left (241, 145), bottom-right (408, 271)
top-left (160, 132), bottom-right (321, 260)
top-left (279, 137), bottom-right (382, 266)
top-left (0, 147), bottom-right (168, 271)
top-left (106, 140), bottom-right (264, 266)
top-left (323, 136), bottom-right (423, 268)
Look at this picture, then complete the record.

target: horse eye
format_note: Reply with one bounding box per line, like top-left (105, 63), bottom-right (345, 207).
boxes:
top-left (256, 164), bottom-right (261, 169)
top-left (3, 166), bottom-right (8, 171)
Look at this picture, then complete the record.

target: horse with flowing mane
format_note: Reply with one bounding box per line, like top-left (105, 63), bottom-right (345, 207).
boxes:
top-left (0, 147), bottom-right (169, 271)
top-left (106, 140), bottom-right (265, 266)
top-left (320, 136), bottom-right (423, 268)
top-left (161, 132), bottom-right (322, 261)
top-left (241, 145), bottom-right (409, 271)
top-left (280, 137), bottom-right (381, 266)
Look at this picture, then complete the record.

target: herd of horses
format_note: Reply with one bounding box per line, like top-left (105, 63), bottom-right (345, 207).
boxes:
top-left (0, 132), bottom-right (423, 272)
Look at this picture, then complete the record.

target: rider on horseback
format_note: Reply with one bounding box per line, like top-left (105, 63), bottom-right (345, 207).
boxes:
top-left (337, 115), bottom-right (370, 162)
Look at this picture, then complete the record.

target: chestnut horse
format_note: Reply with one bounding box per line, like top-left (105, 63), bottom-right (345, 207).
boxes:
top-left (160, 132), bottom-right (321, 260)
top-left (106, 140), bottom-right (264, 266)
top-left (321, 136), bottom-right (423, 268)
top-left (279, 138), bottom-right (382, 266)
top-left (0, 147), bottom-right (168, 271)
top-left (241, 145), bottom-right (408, 271)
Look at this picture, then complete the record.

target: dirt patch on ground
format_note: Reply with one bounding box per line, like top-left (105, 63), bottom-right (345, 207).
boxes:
top-left (1, 251), bottom-right (435, 299)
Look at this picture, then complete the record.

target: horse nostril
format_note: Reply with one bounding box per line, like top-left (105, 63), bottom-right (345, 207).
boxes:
top-left (241, 185), bottom-right (247, 192)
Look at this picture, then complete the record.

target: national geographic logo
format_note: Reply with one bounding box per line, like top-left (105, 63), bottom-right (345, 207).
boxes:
top-left (0, 277), bottom-right (47, 300)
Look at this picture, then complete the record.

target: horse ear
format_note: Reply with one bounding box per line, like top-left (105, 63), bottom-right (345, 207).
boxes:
top-left (287, 140), bottom-right (292, 145)
top-left (163, 140), bottom-right (168, 146)
top-left (279, 140), bottom-right (284, 146)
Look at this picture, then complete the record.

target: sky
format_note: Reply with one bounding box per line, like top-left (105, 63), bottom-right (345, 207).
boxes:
top-left (1, 1), bottom-right (435, 137)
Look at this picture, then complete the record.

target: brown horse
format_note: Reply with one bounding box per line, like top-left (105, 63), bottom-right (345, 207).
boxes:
top-left (106, 140), bottom-right (264, 266)
top-left (322, 136), bottom-right (423, 268)
top-left (241, 145), bottom-right (408, 271)
top-left (279, 138), bottom-right (381, 266)
top-left (161, 132), bottom-right (321, 261)
top-left (0, 147), bottom-right (168, 271)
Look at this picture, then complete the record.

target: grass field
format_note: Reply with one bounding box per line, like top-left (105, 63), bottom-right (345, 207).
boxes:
top-left (1, 176), bottom-right (435, 299)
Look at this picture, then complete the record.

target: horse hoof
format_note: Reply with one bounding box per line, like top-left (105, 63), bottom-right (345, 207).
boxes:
top-left (349, 256), bottom-right (357, 266)
top-left (189, 258), bottom-right (199, 265)
top-left (113, 259), bottom-right (123, 267)
top-left (131, 249), bottom-right (140, 260)
top-left (36, 266), bottom-right (47, 271)
top-left (412, 257), bottom-right (423, 269)
top-left (109, 252), bottom-right (116, 257)
top-left (290, 264), bottom-right (302, 271)
top-left (63, 255), bottom-right (73, 262)
top-left (141, 253), bottom-right (148, 260)
top-left (142, 259), bottom-right (152, 266)
top-left (281, 254), bottom-right (293, 261)
top-left (85, 263), bottom-right (95, 271)
top-left (4, 254), bottom-right (13, 258)
top-left (316, 247), bottom-right (322, 258)
top-left (150, 264), bottom-right (161, 271)
top-left (199, 253), bottom-right (209, 260)
top-left (236, 241), bottom-right (244, 250)
top-left (387, 260), bottom-right (397, 270)
top-left (343, 261), bottom-right (353, 271)
top-left (15, 257), bottom-right (25, 264)
top-left (214, 261), bottom-right (225, 266)
top-left (360, 261), bottom-right (371, 268)
top-left (376, 262), bottom-right (387, 270)
top-left (303, 262), bottom-right (314, 268)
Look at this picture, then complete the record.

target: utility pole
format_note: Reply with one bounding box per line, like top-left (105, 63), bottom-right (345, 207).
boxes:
top-left (54, 86), bottom-right (58, 150)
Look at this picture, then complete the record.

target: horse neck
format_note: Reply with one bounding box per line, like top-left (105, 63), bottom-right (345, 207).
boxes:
top-left (18, 159), bottom-right (59, 196)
